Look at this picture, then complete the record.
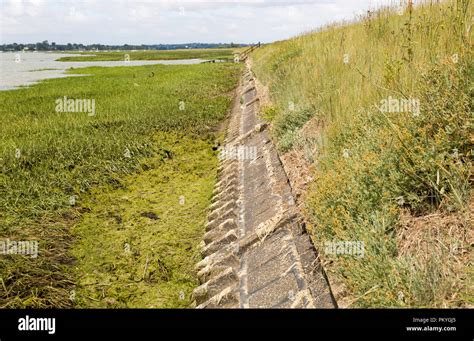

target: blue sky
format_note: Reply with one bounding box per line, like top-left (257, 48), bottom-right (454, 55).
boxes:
top-left (1, 0), bottom-right (396, 44)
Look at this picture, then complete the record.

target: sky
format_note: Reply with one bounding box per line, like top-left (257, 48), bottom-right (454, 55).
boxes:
top-left (0, 0), bottom-right (396, 45)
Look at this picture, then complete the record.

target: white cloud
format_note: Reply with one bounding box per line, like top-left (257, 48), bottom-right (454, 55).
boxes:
top-left (65, 7), bottom-right (87, 22)
top-left (6, 0), bottom-right (25, 16)
top-left (0, 0), bottom-right (395, 44)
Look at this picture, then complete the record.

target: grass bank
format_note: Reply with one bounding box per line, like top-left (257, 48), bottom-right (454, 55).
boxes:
top-left (252, 0), bottom-right (472, 307)
top-left (0, 57), bottom-right (241, 307)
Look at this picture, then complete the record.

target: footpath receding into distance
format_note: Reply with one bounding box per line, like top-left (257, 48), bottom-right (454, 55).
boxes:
top-left (192, 63), bottom-right (336, 308)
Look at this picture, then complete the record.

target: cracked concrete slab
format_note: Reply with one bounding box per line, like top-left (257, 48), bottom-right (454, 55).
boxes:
top-left (192, 63), bottom-right (336, 309)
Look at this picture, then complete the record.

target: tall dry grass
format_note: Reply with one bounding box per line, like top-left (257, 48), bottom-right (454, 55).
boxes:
top-left (252, 0), bottom-right (472, 306)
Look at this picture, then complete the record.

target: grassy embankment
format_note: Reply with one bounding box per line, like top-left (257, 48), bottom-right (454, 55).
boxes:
top-left (0, 52), bottom-right (241, 307)
top-left (252, 0), bottom-right (472, 307)
top-left (57, 48), bottom-right (236, 62)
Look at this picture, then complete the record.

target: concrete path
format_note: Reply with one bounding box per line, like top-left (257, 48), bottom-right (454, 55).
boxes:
top-left (192, 65), bottom-right (335, 308)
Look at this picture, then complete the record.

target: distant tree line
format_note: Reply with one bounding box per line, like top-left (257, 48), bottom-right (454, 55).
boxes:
top-left (0, 41), bottom-right (248, 52)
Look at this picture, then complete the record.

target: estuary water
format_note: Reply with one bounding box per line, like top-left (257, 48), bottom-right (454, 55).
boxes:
top-left (0, 52), bottom-right (207, 90)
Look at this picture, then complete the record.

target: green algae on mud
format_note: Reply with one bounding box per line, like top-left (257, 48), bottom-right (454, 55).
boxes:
top-left (0, 56), bottom-right (241, 307)
top-left (72, 133), bottom-right (217, 308)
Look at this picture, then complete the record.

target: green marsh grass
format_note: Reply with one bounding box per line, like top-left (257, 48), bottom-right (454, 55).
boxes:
top-left (0, 58), bottom-right (241, 307)
top-left (57, 48), bottom-right (236, 62)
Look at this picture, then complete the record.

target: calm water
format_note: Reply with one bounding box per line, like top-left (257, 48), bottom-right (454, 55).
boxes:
top-left (0, 52), bottom-right (207, 90)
